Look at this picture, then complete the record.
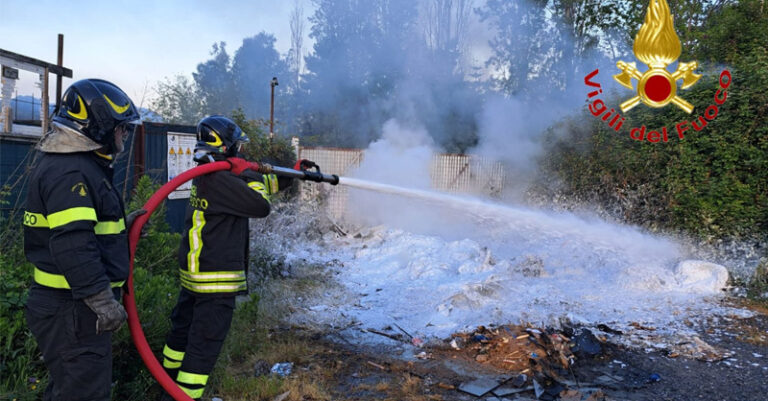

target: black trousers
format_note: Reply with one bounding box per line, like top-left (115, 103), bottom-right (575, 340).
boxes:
top-left (25, 287), bottom-right (112, 401)
top-left (163, 289), bottom-right (235, 395)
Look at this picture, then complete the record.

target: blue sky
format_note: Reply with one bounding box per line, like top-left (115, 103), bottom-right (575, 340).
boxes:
top-left (0, 0), bottom-right (313, 106)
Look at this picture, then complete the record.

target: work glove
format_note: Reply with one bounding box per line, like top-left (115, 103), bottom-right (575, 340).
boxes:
top-left (126, 208), bottom-right (148, 237)
top-left (293, 159), bottom-right (318, 171)
top-left (83, 287), bottom-right (127, 334)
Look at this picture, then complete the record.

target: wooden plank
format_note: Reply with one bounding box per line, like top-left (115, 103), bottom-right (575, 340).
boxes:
top-left (0, 48), bottom-right (73, 77)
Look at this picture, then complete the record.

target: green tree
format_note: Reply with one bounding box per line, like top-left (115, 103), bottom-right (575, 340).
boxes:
top-left (194, 42), bottom-right (238, 116)
top-left (151, 75), bottom-right (205, 125)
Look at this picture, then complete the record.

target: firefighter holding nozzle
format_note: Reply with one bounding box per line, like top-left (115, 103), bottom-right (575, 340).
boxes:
top-left (160, 116), bottom-right (313, 400)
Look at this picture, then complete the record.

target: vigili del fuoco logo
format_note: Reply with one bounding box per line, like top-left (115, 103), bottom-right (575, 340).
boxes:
top-left (584, 0), bottom-right (732, 143)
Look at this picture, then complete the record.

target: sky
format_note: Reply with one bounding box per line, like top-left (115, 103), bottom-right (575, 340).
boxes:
top-left (0, 0), bottom-right (314, 107)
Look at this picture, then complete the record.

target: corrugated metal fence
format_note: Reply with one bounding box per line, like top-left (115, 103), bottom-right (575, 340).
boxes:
top-left (298, 147), bottom-right (505, 219)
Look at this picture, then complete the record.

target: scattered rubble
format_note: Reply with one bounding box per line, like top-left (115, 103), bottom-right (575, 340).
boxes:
top-left (270, 362), bottom-right (293, 377)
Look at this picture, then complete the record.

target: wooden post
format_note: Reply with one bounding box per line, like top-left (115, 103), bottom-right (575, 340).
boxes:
top-left (42, 68), bottom-right (49, 134)
top-left (56, 34), bottom-right (64, 109)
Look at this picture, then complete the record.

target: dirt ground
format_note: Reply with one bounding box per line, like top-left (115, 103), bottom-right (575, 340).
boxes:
top-left (275, 301), bottom-right (768, 401)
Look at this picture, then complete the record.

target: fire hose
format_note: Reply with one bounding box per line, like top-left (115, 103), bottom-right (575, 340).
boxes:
top-left (124, 158), bottom-right (338, 401)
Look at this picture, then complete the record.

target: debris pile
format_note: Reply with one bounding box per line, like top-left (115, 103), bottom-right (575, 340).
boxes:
top-left (449, 325), bottom-right (575, 375)
top-left (439, 325), bottom-right (596, 400)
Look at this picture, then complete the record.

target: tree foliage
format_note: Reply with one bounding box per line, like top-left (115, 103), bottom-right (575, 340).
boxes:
top-left (151, 75), bottom-right (205, 125)
top-left (540, 0), bottom-right (768, 240)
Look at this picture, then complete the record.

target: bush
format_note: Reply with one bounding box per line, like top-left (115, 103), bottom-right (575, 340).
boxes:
top-left (0, 209), bottom-right (46, 400)
top-left (231, 109), bottom-right (297, 168)
top-left (538, 1), bottom-right (768, 242)
top-left (539, 58), bottom-right (767, 241)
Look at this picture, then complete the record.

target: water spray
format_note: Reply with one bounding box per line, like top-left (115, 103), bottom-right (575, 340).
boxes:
top-left (125, 158), bottom-right (337, 401)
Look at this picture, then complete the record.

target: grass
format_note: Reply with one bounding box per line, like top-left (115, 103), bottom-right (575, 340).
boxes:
top-left (205, 253), bottom-right (336, 401)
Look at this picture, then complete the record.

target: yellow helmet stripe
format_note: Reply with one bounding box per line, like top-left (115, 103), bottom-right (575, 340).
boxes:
top-left (207, 131), bottom-right (223, 146)
top-left (103, 94), bottom-right (131, 114)
top-left (67, 95), bottom-right (88, 120)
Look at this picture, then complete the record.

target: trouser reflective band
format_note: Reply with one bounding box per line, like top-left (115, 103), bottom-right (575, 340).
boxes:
top-left (177, 370), bottom-right (208, 399)
top-left (162, 344), bottom-right (184, 369)
top-left (179, 269), bottom-right (247, 294)
top-left (34, 267), bottom-right (124, 289)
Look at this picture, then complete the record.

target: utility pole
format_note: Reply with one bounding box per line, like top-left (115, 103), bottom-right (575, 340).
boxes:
top-left (270, 76), bottom-right (278, 142)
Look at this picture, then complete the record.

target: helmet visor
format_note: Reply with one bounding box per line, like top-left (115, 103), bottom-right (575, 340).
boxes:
top-left (116, 119), bottom-right (141, 137)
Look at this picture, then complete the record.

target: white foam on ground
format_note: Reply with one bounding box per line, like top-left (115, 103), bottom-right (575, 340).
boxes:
top-left (265, 120), bottom-right (746, 343)
top-left (272, 201), bottom-right (739, 341)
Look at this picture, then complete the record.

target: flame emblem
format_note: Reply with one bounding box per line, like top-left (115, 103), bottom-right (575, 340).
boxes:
top-left (613, 0), bottom-right (701, 113)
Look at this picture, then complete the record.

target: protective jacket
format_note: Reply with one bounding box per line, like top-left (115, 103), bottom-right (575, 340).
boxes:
top-left (24, 151), bottom-right (128, 299)
top-left (177, 169), bottom-right (277, 296)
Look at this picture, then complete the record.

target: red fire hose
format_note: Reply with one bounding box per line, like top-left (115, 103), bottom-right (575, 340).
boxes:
top-left (124, 159), bottom-right (255, 401)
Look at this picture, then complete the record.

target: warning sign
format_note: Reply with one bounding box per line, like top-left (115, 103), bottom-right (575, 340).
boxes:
top-left (167, 132), bottom-right (197, 199)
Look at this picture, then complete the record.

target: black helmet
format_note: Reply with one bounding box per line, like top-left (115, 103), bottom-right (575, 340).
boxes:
top-left (195, 115), bottom-right (249, 160)
top-left (53, 79), bottom-right (140, 148)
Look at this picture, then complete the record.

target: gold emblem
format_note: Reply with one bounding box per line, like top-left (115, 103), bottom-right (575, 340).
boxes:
top-left (71, 182), bottom-right (88, 197)
top-left (613, 0), bottom-right (701, 113)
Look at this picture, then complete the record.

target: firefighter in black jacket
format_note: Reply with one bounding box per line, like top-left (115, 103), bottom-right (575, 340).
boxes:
top-left (160, 116), bottom-right (292, 400)
top-left (24, 79), bottom-right (143, 401)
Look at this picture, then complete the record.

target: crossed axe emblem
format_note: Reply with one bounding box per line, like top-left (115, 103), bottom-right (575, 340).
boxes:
top-left (614, 61), bottom-right (701, 114)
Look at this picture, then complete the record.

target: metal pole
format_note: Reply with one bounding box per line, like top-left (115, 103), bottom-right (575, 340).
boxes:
top-left (269, 77), bottom-right (278, 142)
top-left (270, 86), bottom-right (275, 139)
top-left (56, 34), bottom-right (64, 109)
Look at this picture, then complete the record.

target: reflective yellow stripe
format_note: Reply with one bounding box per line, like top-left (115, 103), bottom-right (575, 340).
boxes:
top-left (181, 281), bottom-right (247, 294)
top-left (33, 267), bottom-right (124, 289)
top-left (163, 359), bottom-right (182, 369)
top-left (47, 207), bottom-right (97, 228)
top-left (179, 269), bottom-right (246, 282)
top-left (248, 181), bottom-right (266, 191)
top-left (27, 211), bottom-right (123, 235)
top-left (163, 345), bottom-right (185, 361)
top-left (34, 268), bottom-right (70, 289)
top-left (23, 211), bottom-right (49, 228)
top-left (264, 174), bottom-right (279, 194)
top-left (187, 210), bottom-right (206, 273)
top-left (177, 385), bottom-right (204, 399)
top-left (177, 371), bottom-right (208, 386)
top-left (94, 219), bottom-right (125, 235)
top-left (247, 181), bottom-right (271, 202)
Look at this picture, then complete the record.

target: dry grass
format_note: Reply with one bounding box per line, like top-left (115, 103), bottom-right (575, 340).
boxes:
top-left (283, 374), bottom-right (332, 401)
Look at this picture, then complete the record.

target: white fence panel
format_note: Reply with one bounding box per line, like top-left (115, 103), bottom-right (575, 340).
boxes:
top-left (297, 147), bottom-right (504, 219)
